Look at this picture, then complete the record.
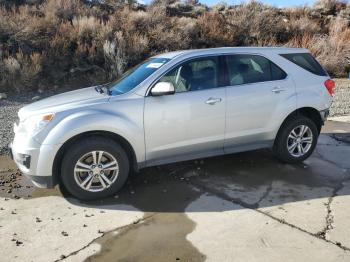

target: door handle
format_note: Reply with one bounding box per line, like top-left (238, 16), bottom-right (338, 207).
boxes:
top-left (271, 87), bottom-right (285, 93)
top-left (205, 97), bottom-right (222, 105)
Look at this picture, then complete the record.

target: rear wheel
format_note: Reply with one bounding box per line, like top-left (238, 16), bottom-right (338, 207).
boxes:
top-left (61, 137), bottom-right (129, 200)
top-left (273, 116), bottom-right (318, 163)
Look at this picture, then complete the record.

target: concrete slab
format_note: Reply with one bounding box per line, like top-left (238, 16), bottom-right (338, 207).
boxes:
top-left (328, 181), bottom-right (350, 248)
top-left (259, 180), bottom-right (332, 234)
top-left (0, 197), bottom-right (143, 262)
top-left (316, 143), bottom-right (350, 169)
top-left (194, 175), bottom-right (270, 206)
top-left (328, 116), bottom-right (350, 124)
top-left (186, 194), bottom-right (350, 262)
top-left (0, 120), bottom-right (350, 261)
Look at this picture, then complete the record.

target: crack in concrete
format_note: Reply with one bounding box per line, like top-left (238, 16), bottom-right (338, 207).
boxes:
top-left (189, 179), bottom-right (350, 252)
top-left (314, 148), bottom-right (350, 170)
top-left (191, 177), bottom-right (273, 209)
top-left (314, 136), bottom-right (350, 242)
top-left (256, 180), bottom-right (273, 206)
top-left (316, 195), bottom-right (335, 239)
top-left (54, 213), bottom-right (157, 261)
top-left (331, 134), bottom-right (350, 145)
top-left (190, 179), bottom-right (259, 209)
top-left (316, 174), bottom-right (350, 242)
top-left (314, 134), bottom-right (350, 170)
top-left (314, 138), bottom-right (350, 171)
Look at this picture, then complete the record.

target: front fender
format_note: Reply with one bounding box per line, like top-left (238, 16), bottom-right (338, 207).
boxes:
top-left (42, 110), bottom-right (145, 163)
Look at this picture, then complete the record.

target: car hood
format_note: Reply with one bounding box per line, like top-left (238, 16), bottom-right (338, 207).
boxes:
top-left (18, 86), bottom-right (109, 120)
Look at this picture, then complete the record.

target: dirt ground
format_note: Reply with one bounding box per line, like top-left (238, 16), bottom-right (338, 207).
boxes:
top-left (0, 120), bottom-right (350, 262)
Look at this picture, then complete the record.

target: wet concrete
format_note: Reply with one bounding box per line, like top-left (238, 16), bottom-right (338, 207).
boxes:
top-left (0, 155), bottom-right (207, 261)
top-left (86, 213), bottom-right (205, 262)
top-left (81, 166), bottom-right (206, 261)
top-left (1, 120), bottom-right (350, 261)
top-left (0, 155), bottom-right (62, 199)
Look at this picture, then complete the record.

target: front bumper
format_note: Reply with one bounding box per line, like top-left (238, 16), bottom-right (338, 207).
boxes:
top-left (9, 146), bottom-right (31, 169)
top-left (9, 134), bottom-right (59, 188)
top-left (27, 174), bottom-right (54, 188)
top-left (9, 143), bottom-right (53, 188)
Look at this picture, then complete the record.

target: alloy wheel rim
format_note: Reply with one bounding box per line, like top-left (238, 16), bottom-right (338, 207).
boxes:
top-left (287, 125), bottom-right (313, 158)
top-left (74, 151), bottom-right (119, 192)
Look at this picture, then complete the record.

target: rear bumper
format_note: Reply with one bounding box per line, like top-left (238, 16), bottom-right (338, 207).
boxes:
top-left (320, 109), bottom-right (329, 123)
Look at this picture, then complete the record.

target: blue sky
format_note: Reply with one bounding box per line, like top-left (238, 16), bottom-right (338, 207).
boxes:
top-left (204, 0), bottom-right (315, 7)
top-left (141, 0), bottom-right (316, 7)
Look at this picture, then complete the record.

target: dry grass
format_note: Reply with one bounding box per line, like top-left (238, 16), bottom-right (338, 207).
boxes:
top-left (287, 18), bottom-right (350, 77)
top-left (0, 0), bottom-right (349, 93)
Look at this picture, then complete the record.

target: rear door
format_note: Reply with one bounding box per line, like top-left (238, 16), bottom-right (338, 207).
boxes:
top-left (224, 54), bottom-right (296, 152)
top-left (144, 56), bottom-right (227, 166)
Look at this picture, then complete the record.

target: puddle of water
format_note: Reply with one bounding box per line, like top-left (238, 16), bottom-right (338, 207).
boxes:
top-left (86, 212), bottom-right (205, 262)
top-left (83, 168), bottom-right (206, 261)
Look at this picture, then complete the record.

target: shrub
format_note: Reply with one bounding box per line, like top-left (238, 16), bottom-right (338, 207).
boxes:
top-left (0, 0), bottom-right (349, 93)
top-left (286, 18), bottom-right (350, 77)
top-left (103, 34), bottom-right (126, 79)
top-left (1, 51), bottom-right (42, 92)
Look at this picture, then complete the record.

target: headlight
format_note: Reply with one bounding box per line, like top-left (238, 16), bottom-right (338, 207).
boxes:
top-left (22, 113), bottom-right (55, 135)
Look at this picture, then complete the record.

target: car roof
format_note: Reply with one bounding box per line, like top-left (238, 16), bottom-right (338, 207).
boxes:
top-left (153, 47), bottom-right (309, 59)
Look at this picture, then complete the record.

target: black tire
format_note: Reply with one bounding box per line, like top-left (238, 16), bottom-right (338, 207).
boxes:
top-left (61, 137), bottom-right (129, 200)
top-left (273, 116), bottom-right (318, 164)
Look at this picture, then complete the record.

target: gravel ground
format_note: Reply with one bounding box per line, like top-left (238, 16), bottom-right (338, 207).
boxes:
top-left (0, 100), bottom-right (26, 155)
top-left (0, 79), bottom-right (349, 154)
top-left (330, 79), bottom-right (350, 117)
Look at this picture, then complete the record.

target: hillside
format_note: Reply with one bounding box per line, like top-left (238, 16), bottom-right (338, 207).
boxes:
top-left (0, 0), bottom-right (349, 93)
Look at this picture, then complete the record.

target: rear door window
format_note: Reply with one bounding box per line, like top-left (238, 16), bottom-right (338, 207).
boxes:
top-left (280, 53), bottom-right (327, 76)
top-left (225, 54), bottom-right (287, 86)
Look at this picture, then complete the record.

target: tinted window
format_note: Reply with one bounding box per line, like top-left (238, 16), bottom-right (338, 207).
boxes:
top-left (108, 58), bottom-right (170, 95)
top-left (280, 53), bottom-right (327, 76)
top-left (158, 57), bottom-right (220, 92)
top-left (226, 55), bottom-right (286, 86)
top-left (271, 62), bottom-right (287, 80)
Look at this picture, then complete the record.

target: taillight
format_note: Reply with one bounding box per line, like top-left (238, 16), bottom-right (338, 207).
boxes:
top-left (324, 79), bottom-right (335, 96)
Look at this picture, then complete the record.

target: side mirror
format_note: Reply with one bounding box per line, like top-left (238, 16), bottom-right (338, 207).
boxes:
top-left (151, 82), bottom-right (175, 96)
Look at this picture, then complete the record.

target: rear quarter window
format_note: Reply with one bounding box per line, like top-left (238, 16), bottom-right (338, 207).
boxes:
top-left (280, 53), bottom-right (328, 76)
top-left (271, 62), bottom-right (287, 80)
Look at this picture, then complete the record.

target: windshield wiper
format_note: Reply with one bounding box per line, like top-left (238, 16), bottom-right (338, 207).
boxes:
top-left (95, 85), bottom-right (111, 95)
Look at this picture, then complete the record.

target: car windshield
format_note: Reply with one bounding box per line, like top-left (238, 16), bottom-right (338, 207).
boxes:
top-left (107, 58), bottom-right (170, 95)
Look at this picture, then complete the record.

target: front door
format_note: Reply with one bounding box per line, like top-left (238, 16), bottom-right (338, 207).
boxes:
top-left (144, 56), bottom-right (226, 166)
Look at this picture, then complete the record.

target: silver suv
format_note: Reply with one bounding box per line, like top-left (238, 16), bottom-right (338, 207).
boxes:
top-left (10, 47), bottom-right (334, 200)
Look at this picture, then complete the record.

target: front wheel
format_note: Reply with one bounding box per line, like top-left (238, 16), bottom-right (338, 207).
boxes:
top-left (61, 137), bottom-right (129, 200)
top-left (273, 116), bottom-right (318, 164)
